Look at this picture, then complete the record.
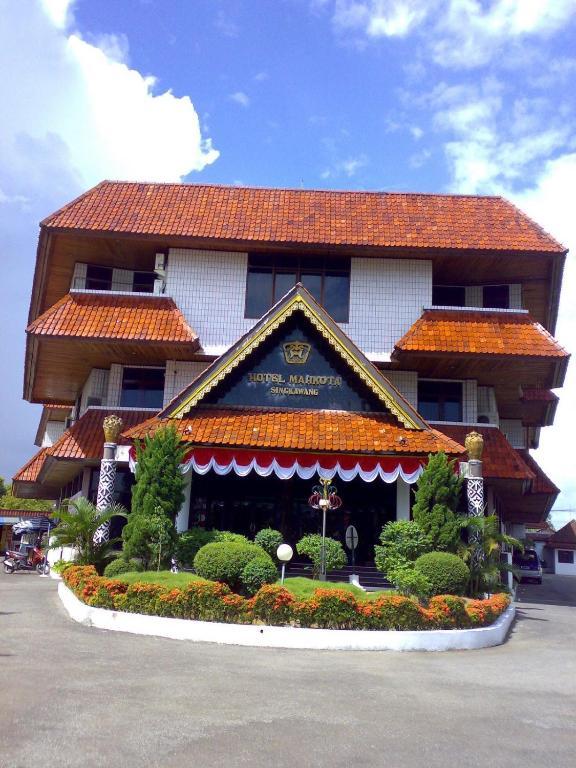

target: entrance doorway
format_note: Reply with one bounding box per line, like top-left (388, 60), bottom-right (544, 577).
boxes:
top-left (187, 472), bottom-right (397, 563)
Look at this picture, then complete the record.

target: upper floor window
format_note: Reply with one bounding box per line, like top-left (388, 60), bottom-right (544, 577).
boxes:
top-left (432, 285), bottom-right (466, 307)
top-left (133, 272), bottom-right (156, 293)
top-left (86, 265), bottom-right (112, 291)
top-left (418, 380), bottom-right (463, 422)
top-left (120, 367), bottom-right (165, 409)
top-left (245, 254), bottom-right (351, 322)
top-left (483, 284), bottom-right (509, 309)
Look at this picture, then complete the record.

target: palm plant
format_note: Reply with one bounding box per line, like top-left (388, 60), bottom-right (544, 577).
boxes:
top-left (463, 514), bottom-right (522, 596)
top-left (50, 497), bottom-right (127, 574)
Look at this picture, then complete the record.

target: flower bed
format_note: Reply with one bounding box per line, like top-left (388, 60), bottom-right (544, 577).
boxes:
top-left (62, 566), bottom-right (510, 631)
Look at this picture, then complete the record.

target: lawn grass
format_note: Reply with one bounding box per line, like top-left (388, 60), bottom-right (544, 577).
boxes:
top-left (279, 576), bottom-right (392, 601)
top-left (113, 571), bottom-right (393, 600)
top-left (116, 570), bottom-right (203, 588)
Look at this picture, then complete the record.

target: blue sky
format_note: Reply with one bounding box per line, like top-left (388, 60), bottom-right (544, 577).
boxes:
top-left (1, 0), bottom-right (575, 525)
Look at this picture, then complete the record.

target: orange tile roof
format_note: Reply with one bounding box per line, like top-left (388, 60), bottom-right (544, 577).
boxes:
top-left (41, 181), bottom-right (565, 254)
top-left (395, 310), bottom-right (568, 358)
top-left (548, 520), bottom-right (576, 550)
top-left (517, 450), bottom-right (559, 495)
top-left (521, 389), bottom-right (558, 402)
top-left (48, 408), bottom-right (153, 461)
top-left (12, 448), bottom-right (49, 483)
top-left (435, 425), bottom-right (534, 480)
top-left (27, 292), bottom-right (198, 345)
top-left (0, 509), bottom-right (50, 518)
top-left (126, 407), bottom-right (465, 456)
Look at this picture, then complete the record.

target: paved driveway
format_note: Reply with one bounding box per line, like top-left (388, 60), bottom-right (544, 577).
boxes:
top-left (1, 571), bottom-right (575, 768)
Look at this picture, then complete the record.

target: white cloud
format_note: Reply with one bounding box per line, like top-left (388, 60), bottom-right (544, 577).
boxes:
top-left (0, 0), bottom-right (219, 480)
top-left (230, 91), bottom-right (251, 108)
top-left (321, 154), bottom-right (368, 179)
top-left (324, 0), bottom-right (576, 67)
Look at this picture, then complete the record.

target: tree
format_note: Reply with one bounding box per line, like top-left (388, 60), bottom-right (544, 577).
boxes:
top-left (131, 426), bottom-right (187, 522)
top-left (463, 514), bottom-right (521, 596)
top-left (412, 452), bottom-right (465, 553)
top-left (296, 534), bottom-right (347, 579)
top-left (49, 497), bottom-right (127, 574)
top-left (0, 476), bottom-right (8, 498)
top-left (122, 505), bottom-right (177, 570)
top-left (0, 486), bottom-right (54, 512)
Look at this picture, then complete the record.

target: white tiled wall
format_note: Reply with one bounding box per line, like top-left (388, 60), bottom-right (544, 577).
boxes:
top-left (166, 249), bottom-right (253, 355)
top-left (79, 369), bottom-right (110, 415)
top-left (164, 360), bottom-right (211, 407)
top-left (107, 364), bottom-right (123, 408)
top-left (463, 380), bottom-right (477, 423)
top-left (41, 420), bottom-right (66, 447)
top-left (385, 371), bottom-right (418, 409)
top-left (344, 258), bottom-right (432, 358)
top-left (166, 249), bottom-right (431, 359)
top-left (477, 386), bottom-right (499, 425)
top-left (500, 419), bottom-right (525, 448)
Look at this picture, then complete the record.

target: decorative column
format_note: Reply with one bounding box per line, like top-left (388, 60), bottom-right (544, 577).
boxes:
top-left (464, 431), bottom-right (484, 568)
top-left (93, 414), bottom-right (123, 545)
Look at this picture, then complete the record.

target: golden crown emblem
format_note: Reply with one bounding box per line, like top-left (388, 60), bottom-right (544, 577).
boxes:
top-left (282, 341), bottom-right (311, 364)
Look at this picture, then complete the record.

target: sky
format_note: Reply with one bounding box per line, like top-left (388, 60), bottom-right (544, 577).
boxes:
top-left (0, 0), bottom-right (575, 526)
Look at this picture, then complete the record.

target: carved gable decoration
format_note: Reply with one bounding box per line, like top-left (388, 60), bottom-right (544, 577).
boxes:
top-left (163, 284), bottom-right (426, 430)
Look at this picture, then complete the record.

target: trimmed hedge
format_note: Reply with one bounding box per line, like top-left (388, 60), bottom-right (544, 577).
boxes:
top-left (62, 566), bottom-right (510, 631)
top-left (414, 552), bottom-right (470, 596)
top-left (193, 541), bottom-right (271, 591)
top-left (241, 556), bottom-right (278, 596)
top-left (176, 528), bottom-right (250, 566)
top-left (103, 558), bottom-right (144, 577)
top-left (254, 528), bottom-right (284, 559)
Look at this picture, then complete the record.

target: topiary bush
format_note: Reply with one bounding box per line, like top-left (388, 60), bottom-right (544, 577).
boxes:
top-left (414, 552), bottom-right (470, 596)
top-left (176, 528), bottom-right (217, 567)
top-left (213, 531), bottom-right (250, 545)
top-left (193, 541), bottom-right (269, 591)
top-left (103, 558), bottom-right (144, 577)
top-left (241, 556), bottom-right (278, 595)
top-left (296, 534), bottom-right (347, 578)
top-left (374, 520), bottom-right (431, 575)
top-left (254, 528), bottom-right (284, 559)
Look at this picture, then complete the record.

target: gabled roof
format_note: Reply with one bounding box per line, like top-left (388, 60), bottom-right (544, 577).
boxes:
top-left (12, 448), bottom-right (49, 483)
top-left (435, 425), bottom-right (535, 481)
top-left (162, 283), bottom-right (426, 430)
top-left (27, 292), bottom-right (198, 346)
top-left (125, 407), bottom-right (464, 456)
top-left (41, 181), bottom-right (566, 254)
top-left (548, 520), bottom-right (576, 550)
top-left (395, 309), bottom-right (569, 358)
top-left (517, 450), bottom-right (559, 495)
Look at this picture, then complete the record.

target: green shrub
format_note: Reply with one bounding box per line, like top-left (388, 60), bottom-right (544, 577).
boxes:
top-left (103, 558), bottom-right (144, 577)
top-left (214, 531), bottom-right (250, 545)
top-left (176, 528), bottom-right (217, 566)
top-left (241, 556), bottom-right (278, 596)
top-left (51, 560), bottom-right (75, 574)
top-left (254, 528), bottom-right (284, 559)
top-left (387, 564), bottom-right (432, 601)
top-left (296, 534), bottom-right (347, 578)
top-left (193, 542), bottom-right (268, 590)
top-left (374, 520), bottom-right (431, 575)
top-left (414, 552), bottom-right (470, 596)
top-left (122, 505), bottom-right (177, 570)
top-left (412, 452), bottom-right (465, 552)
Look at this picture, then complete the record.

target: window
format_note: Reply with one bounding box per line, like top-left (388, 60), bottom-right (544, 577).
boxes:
top-left (418, 381), bottom-right (463, 422)
top-left (483, 284), bottom-right (509, 309)
top-left (245, 254), bottom-right (351, 322)
top-left (85, 265), bottom-right (112, 291)
top-left (120, 367), bottom-right (165, 408)
top-left (558, 550), bottom-right (574, 564)
top-left (133, 272), bottom-right (156, 293)
top-left (432, 285), bottom-right (466, 307)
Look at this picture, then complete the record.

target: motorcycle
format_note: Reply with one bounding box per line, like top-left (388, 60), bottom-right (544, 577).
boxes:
top-left (3, 544), bottom-right (49, 575)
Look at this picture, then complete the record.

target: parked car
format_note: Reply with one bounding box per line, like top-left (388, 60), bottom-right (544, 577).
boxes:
top-left (513, 548), bottom-right (543, 584)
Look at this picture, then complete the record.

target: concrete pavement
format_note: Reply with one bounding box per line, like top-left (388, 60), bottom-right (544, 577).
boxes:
top-left (1, 571), bottom-right (575, 768)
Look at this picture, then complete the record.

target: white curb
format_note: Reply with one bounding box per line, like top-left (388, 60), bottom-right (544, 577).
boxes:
top-left (58, 582), bottom-right (515, 651)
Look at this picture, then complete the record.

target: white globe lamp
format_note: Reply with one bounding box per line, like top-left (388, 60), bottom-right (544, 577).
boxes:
top-left (276, 544), bottom-right (293, 584)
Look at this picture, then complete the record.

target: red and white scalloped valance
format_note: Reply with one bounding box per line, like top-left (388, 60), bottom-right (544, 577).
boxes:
top-left (129, 447), bottom-right (424, 483)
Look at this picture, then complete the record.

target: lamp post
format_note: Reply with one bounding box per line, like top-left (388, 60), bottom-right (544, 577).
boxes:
top-left (277, 543), bottom-right (293, 585)
top-left (308, 477), bottom-right (342, 581)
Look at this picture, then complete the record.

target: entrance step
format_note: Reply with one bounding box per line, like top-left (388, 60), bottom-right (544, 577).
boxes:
top-left (286, 562), bottom-right (392, 591)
